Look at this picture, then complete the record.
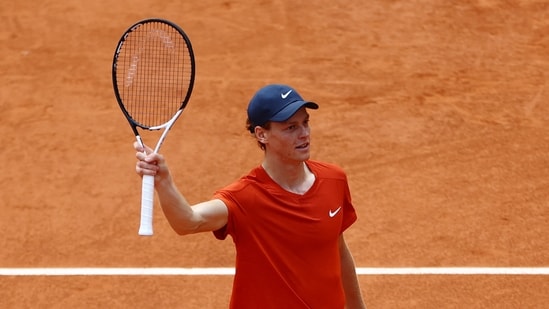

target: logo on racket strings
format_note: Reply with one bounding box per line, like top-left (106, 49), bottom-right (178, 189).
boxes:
top-left (124, 29), bottom-right (176, 88)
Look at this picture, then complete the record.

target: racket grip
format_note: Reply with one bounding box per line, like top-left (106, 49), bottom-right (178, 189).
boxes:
top-left (138, 175), bottom-right (155, 236)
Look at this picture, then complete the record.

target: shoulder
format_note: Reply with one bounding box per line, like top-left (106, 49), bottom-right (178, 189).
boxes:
top-left (214, 166), bottom-right (265, 196)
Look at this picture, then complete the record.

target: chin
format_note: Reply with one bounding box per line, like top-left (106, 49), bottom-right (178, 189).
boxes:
top-left (296, 152), bottom-right (311, 162)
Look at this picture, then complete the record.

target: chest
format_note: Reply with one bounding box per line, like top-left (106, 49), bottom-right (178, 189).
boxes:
top-left (233, 182), bottom-right (346, 247)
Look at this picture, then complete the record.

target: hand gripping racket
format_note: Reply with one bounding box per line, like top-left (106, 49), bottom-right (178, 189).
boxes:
top-left (112, 18), bottom-right (195, 236)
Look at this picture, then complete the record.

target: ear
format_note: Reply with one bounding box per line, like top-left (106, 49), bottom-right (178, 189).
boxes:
top-left (254, 126), bottom-right (268, 143)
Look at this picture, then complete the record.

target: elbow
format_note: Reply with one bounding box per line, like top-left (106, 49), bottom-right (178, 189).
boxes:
top-left (172, 225), bottom-right (197, 236)
top-left (169, 221), bottom-right (199, 236)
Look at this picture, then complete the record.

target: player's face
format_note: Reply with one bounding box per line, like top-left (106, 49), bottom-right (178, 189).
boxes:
top-left (265, 107), bottom-right (312, 163)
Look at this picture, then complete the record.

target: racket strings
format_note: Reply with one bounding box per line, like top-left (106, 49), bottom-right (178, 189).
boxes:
top-left (117, 21), bottom-right (193, 128)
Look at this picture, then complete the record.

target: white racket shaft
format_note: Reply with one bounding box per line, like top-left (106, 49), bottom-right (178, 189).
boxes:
top-left (137, 109), bottom-right (182, 236)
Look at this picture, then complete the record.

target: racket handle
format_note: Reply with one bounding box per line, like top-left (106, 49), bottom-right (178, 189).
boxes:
top-left (138, 174), bottom-right (155, 236)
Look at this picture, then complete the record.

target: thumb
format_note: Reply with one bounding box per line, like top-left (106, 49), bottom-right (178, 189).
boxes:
top-left (134, 141), bottom-right (154, 154)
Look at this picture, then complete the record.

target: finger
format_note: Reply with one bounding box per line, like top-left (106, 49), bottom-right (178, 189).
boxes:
top-left (133, 141), bottom-right (154, 154)
top-left (133, 141), bottom-right (142, 152)
top-left (136, 151), bottom-right (148, 161)
top-left (136, 149), bottom-right (159, 162)
top-left (138, 158), bottom-right (159, 169)
top-left (145, 152), bottom-right (164, 164)
top-left (136, 165), bottom-right (156, 176)
top-left (136, 161), bottom-right (159, 175)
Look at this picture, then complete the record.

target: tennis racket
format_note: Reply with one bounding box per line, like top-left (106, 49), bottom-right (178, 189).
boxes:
top-left (112, 18), bottom-right (195, 236)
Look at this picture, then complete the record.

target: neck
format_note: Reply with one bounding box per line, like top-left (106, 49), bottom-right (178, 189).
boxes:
top-left (261, 159), bottom-right (314, 195)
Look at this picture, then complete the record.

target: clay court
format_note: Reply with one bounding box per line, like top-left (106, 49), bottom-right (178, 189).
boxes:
top-left (1, 0), bottom-right (548, 308)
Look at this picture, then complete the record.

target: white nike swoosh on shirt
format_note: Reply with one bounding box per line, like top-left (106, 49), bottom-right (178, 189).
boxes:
top-left (329, 207), bottom-right (342, 218)
top-left (281, 90), bottom-right (292, 99)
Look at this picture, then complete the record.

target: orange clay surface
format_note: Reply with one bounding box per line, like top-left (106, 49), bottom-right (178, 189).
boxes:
top-left (1, 0), bottom-right (548, 308)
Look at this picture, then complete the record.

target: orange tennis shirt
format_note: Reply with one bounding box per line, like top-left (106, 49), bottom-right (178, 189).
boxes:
top-left (213, 160), bottom-right (357, 308)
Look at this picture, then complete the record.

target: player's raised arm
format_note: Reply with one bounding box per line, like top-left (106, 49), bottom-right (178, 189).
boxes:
top-left (134, 143), bottom-right (229, 234)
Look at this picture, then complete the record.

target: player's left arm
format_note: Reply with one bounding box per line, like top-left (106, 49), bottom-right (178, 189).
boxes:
top-left (339, 235), bottom-right (367, 309)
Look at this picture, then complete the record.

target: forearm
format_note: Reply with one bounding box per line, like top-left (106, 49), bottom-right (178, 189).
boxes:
top-left (154, 177), bottom-right (228, 234)
top-left (155, 177), bottom-right (197, 235)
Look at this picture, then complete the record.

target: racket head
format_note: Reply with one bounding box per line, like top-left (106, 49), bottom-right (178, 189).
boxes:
top-left (112, 18), bottom-right (195, 130)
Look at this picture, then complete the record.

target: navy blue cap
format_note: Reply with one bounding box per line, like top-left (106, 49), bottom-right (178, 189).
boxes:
top-left (247, 84), bottom-right (319, 127)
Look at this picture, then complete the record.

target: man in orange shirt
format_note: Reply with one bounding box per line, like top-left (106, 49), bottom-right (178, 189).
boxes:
top-left (135, 84), bottom-right (366, 308)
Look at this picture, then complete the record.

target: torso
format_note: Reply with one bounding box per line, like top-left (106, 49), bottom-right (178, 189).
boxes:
top-left (213, 160), bottom-right (357, 308)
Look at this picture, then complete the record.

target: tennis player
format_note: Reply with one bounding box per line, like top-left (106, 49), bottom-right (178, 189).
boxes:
top-left (134, 84), bottom-right (366, 308)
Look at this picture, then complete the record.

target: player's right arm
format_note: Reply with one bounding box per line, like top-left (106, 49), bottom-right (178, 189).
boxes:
top-left (134, 142), bottom-right (229, 234)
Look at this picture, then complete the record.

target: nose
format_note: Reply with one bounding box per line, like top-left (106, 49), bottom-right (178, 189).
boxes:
top-left (298, 125), bottom-right (310, 138)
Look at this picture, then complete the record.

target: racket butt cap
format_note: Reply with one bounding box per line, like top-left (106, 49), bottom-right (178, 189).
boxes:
top-left (138, 227), bottom-right (154, 236)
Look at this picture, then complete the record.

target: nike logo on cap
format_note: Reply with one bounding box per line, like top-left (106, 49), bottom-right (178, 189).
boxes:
top-left (329, 207), bottom-right (342, 218)
top-left (281, 90), bottom-right (292, 99)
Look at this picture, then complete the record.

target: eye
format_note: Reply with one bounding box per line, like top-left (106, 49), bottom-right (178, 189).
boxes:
top-left (287, 125), bottom-right (296, 131)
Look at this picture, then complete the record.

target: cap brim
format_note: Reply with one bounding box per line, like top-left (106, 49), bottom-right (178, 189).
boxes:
top-left (269, 101), bottom-right (319, 122)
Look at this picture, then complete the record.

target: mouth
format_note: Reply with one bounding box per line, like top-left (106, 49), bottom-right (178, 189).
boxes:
top-left (296, 142), bottom-right (309, 150)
